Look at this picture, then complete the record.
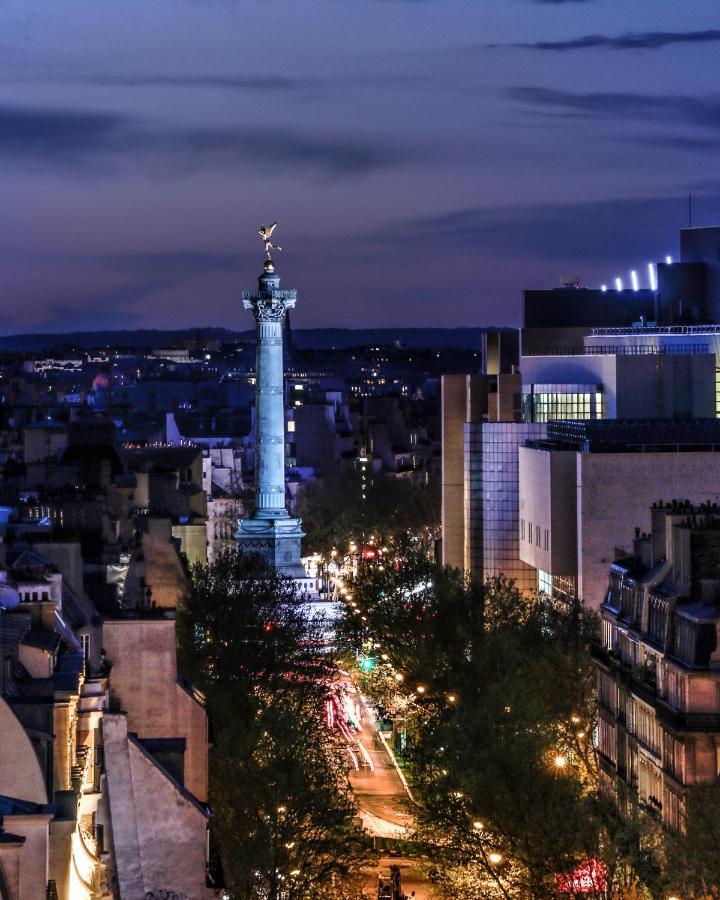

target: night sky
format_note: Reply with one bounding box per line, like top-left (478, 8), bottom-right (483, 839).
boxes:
top-left (2, 0), bottom-right (720, 334)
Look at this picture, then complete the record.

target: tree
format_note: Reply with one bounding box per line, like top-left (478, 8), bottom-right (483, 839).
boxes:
top-left (338, 542), bottom-right (608, 898)
top-left (178, 551), bottom-right (373, 899)
top-left (298, 472), bottom-right (440, 559)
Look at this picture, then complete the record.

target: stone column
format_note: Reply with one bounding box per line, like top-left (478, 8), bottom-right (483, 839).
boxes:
top-left (243, 269), bottom-right (295, 517)
top-left (236, 260), bottom-right (306, 578)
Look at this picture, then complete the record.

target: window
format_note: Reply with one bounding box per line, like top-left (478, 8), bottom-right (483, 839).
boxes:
top-left (535, 525), bottom-right (540, 547)
top-left (639, 757), bottom-right (662, 808)
top-left (287, 420), bottom-right (295, 433)
top-left (520, 519), bottom-right (525, 541)
top-left (598, 718), bottom-right (616, 764)
top-left (81, 633), bottom-right (90, 661)
top-left (544, 529), bottom-right (549, 551)
top-left (636, 705), bottom-right (661, 756)
top-left (664, 733), bottom-right (684, 783)
top-left (598, 671), bottom-right (617, 712)
top-left (602, 619), bottom-right (613, 652)
top-left (664, 788), bottom-right (682, 830)
top-left (667, 671), bottom-right (687, 711)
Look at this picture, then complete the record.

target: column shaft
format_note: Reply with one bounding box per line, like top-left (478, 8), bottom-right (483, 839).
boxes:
top-left (255, 320), bottom-right (287, 517)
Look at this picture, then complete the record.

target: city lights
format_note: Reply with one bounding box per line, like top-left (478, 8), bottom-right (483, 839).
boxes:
top-left (488, 853), bottom-right (503, 865)
top-left (648, 262), bottom-right (657, 291)
top-left (553, 755), bottom-right (567, 769)
top-left (615, 277), bottom-right (623, 291)
top-left (630, 270), bottom-right (639, 292)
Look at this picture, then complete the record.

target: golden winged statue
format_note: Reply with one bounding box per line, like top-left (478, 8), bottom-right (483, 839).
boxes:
top-left (258, 222), bottom-right (282, 259)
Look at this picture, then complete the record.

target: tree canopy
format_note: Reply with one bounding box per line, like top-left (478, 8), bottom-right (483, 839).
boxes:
top-left (178, 551), bottom-right (372, 899)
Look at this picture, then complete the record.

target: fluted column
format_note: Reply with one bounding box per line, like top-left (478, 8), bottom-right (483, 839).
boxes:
top-left (242, 273), bottom-right (296, 520)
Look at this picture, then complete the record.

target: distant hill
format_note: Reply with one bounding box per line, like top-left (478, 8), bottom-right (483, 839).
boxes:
top-left (0, 327), bottom-right (508, 353)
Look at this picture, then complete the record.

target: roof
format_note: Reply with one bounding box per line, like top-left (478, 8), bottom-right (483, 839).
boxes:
top-left (22, 630), bottom-right (61, 652)
top-left (127, 732), bottom-right (210, 818)
top-left (0, 612), bottom-right (31, 653)
top-left (123, 446), bottom-right (201, 470)
top-left (52, 651), bottom-right (84, 693)
top-left (539, 419), bottom-right (720, 453)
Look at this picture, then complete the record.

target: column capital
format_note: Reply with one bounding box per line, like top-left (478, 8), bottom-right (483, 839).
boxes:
top-left (242, 290), bottom-right (297, 322)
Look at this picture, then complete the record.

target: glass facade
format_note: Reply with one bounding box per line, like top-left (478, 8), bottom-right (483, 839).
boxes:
top-left (522, 383), bottom-right (603, 423)
top-left (537, 570), bottom-right (577, 602)
top-left (464, 422), bottom-right (546, 593)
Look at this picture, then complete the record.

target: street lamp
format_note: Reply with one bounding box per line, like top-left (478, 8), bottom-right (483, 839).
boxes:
top-left (488, 853), bottom-right (503, 865)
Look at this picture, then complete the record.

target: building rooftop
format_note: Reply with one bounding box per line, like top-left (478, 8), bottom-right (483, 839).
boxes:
top-left (531, 419), bottom-right (720, 453)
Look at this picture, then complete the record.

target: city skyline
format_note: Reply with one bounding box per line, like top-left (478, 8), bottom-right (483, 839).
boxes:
top-left (2, 0), bottom-right (720, 333)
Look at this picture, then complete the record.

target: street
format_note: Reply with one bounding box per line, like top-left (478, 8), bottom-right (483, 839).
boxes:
top-left (344, 686), bottom-right (434, 899)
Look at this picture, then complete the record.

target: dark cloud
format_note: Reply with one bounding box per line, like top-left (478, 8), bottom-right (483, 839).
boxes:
top-left (494, 29), bottom-right (720, 51)
top-left (93, 74), bottom-right (300, 91)
top-left (169, 127), bottom-right (410, 176)
top-left (0, 103), bottom-right (411, 176)
top-left (507, 87), bottom-right (720, 131)
top-left (0, 104), bottom-right (128, 162)
top-left (90, 250), bottom-right (242, 276)
top-left (399, 192), bottom-right (710, 263)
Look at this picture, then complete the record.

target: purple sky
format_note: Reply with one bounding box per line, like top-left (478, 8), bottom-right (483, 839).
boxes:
top-left (2, 0), bottom-right (720, 333)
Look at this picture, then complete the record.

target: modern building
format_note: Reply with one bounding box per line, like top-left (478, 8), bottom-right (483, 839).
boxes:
top-left (594, 500), bottom-right (720, 830)
top-left (519, 420), bottom-right (720, 609)
top-left (442, 225), bottom-right (720, 594)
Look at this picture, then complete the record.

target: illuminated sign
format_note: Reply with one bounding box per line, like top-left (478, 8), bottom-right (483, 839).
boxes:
top-left (556, 859), bottom-right (607, 894)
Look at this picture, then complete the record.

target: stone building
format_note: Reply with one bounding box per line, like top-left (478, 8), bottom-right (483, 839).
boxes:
top-left (594, 501), bottom-right (720, 830)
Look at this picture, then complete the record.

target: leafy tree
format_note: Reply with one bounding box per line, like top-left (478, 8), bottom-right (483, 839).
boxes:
top-left (178, 551), bottom-right (373, 899)
top-left (298, 472), bottom-right (439, 559)
top-left (339, 542), bottom-right (608, 898)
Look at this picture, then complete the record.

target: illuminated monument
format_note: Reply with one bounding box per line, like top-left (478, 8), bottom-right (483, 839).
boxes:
top-left (236, 224), bottom-right (306, 577)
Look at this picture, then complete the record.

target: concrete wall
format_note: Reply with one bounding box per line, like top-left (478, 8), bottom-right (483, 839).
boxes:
top-left (0, 697), bottom-right (48, 805)
top-left (681, 226), bottom-right (720, 322)
top-left (521, 351), bottom-right (715, 421)
top-left (441, 375), bottom-right (467, 571)
top-left (518, 446), bottom-right (577, 575)
top-left (0, 815), bottom-right (51, 900)
top-left (103, 714), bottom-right (212, 900)
top-left (615, 353), bottom-right (715, 420)
top-left (521, 354), bottom-right (616, 416)
top-left (102, 618), bottom-right (208, 803)
top-left (142, 527), bottom-right (188, 607)
top-left (578, 452), bottom-right (720, 609)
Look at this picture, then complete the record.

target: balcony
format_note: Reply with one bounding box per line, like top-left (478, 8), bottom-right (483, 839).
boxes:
top-left (655, 701), bottom-right (720, 733)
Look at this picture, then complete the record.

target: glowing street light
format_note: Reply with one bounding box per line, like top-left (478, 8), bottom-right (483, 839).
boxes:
top-left (665, 255), bottom-right (673, 265)
top-left (630, 270), bottom-right (639, 292)
top-left (601, 284), bottom-right (607, 292)
top-left (416, 685), bottom-right (426, 694)
top-left (473, 820), bottom-right (484, 830)
top-left (615, 277), bottom-right (623, 292)
top-left (488, 852), bottom-right (503, 865)
top-left (553, 754), bottom-right (567, 769)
